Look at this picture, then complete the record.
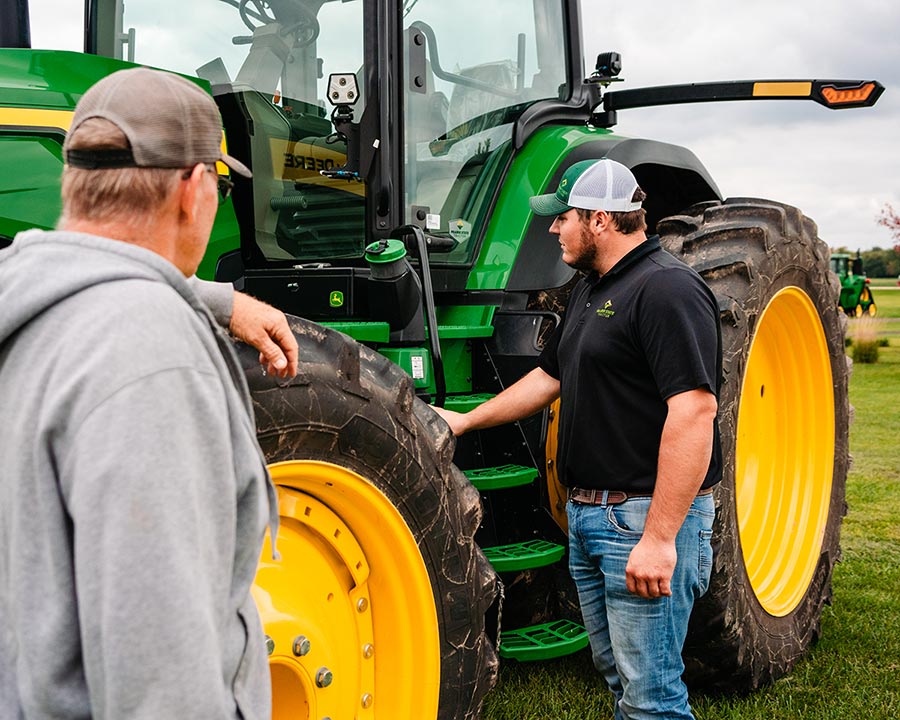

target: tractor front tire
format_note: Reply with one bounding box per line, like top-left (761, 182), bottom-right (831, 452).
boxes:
top-left (860, 286), bottom-right (877, 317)
top-left (239, 319), bottom-right (499, 719)
top-left (658, 198), bottom-right (850, 691)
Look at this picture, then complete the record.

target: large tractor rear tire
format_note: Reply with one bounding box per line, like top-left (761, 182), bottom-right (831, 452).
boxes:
top-left (658, 198), bottom-right (851, 691)
top-left (238, 318), bottom-right (499, 719)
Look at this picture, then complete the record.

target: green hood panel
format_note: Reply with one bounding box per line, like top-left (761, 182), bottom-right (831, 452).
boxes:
top-left (0, 50), bottom-right (135, 108)
top-left (0, 50), bottom-right (241, 276)
top-left (467, 125), bottom-right (620, 291)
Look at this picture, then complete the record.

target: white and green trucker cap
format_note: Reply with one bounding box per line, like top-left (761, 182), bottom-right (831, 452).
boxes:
top-left (529, 158), bottom-right (641, 216)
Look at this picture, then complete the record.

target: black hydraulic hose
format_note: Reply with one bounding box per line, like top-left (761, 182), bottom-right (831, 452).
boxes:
top-left (396, 225), bottom-right (446, 407)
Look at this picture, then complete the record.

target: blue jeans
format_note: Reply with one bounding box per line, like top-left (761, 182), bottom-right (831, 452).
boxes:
top-left (567, 494), bottom-right (715, 720)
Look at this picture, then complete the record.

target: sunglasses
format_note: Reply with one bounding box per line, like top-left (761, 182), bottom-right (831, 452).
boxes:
top-left (182, 164), bottom-right (234, 204)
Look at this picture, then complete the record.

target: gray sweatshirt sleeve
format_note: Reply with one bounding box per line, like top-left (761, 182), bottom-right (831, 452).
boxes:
top-left (59, 367), bottom-right (246, 719)
top-left (188, 276), bottom-right (234, 327)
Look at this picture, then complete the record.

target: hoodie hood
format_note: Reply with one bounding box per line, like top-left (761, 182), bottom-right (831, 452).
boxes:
top-left (0, 229), bottom-right (204, 346)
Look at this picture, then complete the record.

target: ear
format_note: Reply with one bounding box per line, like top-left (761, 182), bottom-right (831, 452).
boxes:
top-left (179, 164), bottom-right (205, 223)
top-left (593, 209), bottom-right (611, 230)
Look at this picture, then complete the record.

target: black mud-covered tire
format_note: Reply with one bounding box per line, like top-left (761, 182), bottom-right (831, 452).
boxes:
top-left (239, 317), bottom-right (499, 719)
top-left (658, 198), bottom-right (851, 692)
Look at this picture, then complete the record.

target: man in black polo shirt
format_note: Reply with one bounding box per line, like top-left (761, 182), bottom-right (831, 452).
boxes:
top-left (434, 158), bottom-right (721, 720)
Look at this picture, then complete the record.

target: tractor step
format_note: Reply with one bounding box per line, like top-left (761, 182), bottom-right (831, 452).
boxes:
top-left (464, 464), bottom-right (538, 491)
top-left (482, 539), bottom-right (565, 572)
top-left (443, 393), bottom-right (495, 413)
top-left (499, 619), bottom-right (589, 661)
top-left (436, 323), bottom-right (494, 339)
top-left (317, 320), bottom-right (390, 343)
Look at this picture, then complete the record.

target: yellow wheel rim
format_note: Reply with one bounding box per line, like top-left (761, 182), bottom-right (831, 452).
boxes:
top-left (545, 399), bottom-right (567, 533)
top-left (867, 302), bottom-right (877, 317)
top-left (253, 460), bottom-right (440, 719)
top-left (735, 287), bottom-right (835, 617)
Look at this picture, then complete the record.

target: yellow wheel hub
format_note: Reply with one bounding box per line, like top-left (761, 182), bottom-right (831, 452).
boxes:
top-left (735, 287), bottom-right (835, 617)
top-left (253, 461), bottom-right (440, 719)
top-left (544, 399), bottom-right (567, 533)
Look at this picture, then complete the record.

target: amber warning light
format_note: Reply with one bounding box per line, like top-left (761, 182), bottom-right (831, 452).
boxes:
top-left (816, 81), bottom-right (884, 109)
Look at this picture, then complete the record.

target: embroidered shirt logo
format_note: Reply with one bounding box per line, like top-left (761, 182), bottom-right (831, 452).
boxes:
top-left (596, 299), bottom-right (616, 318)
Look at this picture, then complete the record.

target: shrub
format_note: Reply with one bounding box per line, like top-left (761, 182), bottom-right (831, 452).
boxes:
top-left (849, 317), bottom-right (880, 364)
top-left (853, 341), bottom-right (880, 363)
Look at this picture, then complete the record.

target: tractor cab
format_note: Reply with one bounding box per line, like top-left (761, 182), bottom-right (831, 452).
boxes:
top-left (86, 0), bottom-right (574, 301)
top-left (830, 252), bottom-right (850, 278)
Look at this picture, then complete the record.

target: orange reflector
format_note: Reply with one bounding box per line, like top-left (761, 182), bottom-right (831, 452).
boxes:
top-left (753, 81), bottom-right (812, 97)
top-left (821, 83), bottom-right (876, 105)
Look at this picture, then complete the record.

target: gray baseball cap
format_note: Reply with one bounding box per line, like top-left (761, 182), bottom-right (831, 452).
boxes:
top-left (63, 67), bottom-right (251, 178)
top-left (529, 159), bottom-right (640, 216)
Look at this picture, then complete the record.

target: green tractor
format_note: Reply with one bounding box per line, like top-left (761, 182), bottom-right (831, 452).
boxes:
top-left (831, 250), bottom-right (877, 316)
top-left (0, 1), bottom-right (883, 717)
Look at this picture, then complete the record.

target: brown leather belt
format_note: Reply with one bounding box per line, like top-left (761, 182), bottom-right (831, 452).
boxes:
top-left (568, 486), bottom-right (714, 505)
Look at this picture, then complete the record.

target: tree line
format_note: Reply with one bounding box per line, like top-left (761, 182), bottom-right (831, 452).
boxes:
top-left (832, 247), bottom-right (900, 278)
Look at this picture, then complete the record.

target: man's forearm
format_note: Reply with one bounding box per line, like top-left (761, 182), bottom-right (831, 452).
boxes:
top-left (434, 367), bottom-right (560, 435)
top-left (625, 388), bottom-right (717, 598)
top-left (188, 276), bottom-right (234, 326)
top-left (643, 389), bottom-right (717, 542)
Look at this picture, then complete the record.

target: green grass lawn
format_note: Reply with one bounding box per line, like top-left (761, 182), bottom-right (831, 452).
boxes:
top-left (482, 298), bottom-right (900, 720)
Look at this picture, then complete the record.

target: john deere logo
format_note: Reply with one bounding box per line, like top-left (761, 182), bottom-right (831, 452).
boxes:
top-left (329, 291), bottom-right (344, 308)
top-left (596, 299), bottom-right (616, 318)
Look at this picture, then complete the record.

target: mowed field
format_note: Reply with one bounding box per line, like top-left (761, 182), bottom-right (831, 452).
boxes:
top-left (481, 291), bottom-right (900, 720)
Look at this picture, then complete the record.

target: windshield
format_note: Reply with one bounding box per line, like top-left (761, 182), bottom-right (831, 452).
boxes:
top-left (95, 0), bottom-right (366, 263)
top-left (88, 0), bottom-right (569, 266)
top-left (402, 0), bottom-right (567, 263)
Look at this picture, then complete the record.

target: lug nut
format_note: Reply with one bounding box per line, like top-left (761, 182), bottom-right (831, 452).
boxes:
top-left (361, 693), bottom-right (374, 709)
top-left (356, 597), bottom-right (369, 613)
top-left (265, 636), bottom-right (275, 656)
top-left (316, 667), bottom-right (333, 688)
top-left (362, 643), bottom-right (374, 659)
top-left (292, 635), bottom-right (311, 657)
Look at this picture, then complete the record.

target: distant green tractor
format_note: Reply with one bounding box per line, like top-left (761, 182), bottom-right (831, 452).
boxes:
top-left (831, 251), bottom-right (877, 316)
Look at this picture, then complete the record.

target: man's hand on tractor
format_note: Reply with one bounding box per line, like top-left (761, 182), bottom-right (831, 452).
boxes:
top-left (432, 406), bottom-right (471, 436)
top-left (230, 292), bottom-right (299, 378)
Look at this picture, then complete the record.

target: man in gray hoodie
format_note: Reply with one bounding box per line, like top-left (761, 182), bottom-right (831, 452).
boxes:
top-left (0, 67), bottom-right (293, 718)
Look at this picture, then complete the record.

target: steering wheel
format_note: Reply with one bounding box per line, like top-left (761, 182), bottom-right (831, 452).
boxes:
top-left (235, 0), bottom-right (320, 47)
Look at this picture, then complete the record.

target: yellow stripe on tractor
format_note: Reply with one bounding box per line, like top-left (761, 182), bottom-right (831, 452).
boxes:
top-left (0, 107), bottom-right (74, 132)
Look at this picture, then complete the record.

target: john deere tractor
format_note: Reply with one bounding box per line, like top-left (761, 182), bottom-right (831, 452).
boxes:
top-left (0, 1), bottom-right (884, 717)
top-left (831, 250), bottom-right (877, 316)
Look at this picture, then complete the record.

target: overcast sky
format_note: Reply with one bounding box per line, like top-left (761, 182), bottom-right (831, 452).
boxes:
top-left (27, 0), bottom-right (897, 251)
top-left (579, 0), bottom-right (899, 252)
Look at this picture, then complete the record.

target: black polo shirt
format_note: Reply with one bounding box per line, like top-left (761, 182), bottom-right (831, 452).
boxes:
top-left (538, 236), bottom-right (722, 492)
